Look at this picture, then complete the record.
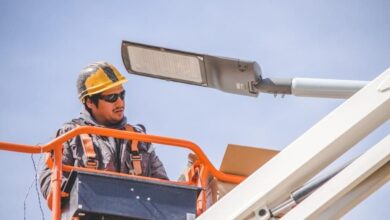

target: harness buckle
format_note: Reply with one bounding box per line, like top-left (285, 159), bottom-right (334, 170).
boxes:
top-left (85, 158), bottom-right (99, 169)
top-left (130, 154), bottom-right (142, 161)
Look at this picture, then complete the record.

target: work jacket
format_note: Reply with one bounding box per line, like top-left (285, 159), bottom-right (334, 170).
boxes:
top-left (39, 110), bottom-right (168, 199)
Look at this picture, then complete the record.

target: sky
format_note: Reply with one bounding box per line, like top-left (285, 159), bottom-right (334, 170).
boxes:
top-left (0, 0), bottom-right (389, 219)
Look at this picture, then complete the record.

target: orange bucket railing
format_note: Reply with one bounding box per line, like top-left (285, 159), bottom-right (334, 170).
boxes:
top-left (0, 126), bottom-right (245, 220)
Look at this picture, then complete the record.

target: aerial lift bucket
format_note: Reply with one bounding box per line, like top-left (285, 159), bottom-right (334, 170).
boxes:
top-left (0, 126), bottom-right (245, 220)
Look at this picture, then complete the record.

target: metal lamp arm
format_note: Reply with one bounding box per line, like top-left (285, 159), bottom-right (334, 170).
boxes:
top-left (255, 77), bottom-right (368, 99)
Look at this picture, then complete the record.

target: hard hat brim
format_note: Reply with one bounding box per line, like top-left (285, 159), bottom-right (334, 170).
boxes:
top-left (79, 78), bottom-right (128, 102)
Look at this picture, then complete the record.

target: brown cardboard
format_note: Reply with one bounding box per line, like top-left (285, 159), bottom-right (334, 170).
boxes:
top-left (220, 144), bottom-right (279, 176)
top-left (210, 144), bottom-right (279, 204)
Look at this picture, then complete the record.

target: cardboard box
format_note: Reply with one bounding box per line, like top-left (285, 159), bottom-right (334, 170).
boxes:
top-left (209, 144), bottom-right (279, 204)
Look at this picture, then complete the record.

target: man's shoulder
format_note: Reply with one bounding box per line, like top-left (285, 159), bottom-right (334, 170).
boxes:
top-left (131, 124), bottom-right (147, 133)
top-left (56, 118), bottom-right (86, 134)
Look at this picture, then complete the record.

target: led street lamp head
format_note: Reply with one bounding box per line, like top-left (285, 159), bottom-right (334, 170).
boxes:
top-left (121, 41), bottom-right (262, 97)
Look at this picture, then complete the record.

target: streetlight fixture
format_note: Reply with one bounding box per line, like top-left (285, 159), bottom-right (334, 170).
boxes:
top-left (121, 41), bottom-right (368, 99)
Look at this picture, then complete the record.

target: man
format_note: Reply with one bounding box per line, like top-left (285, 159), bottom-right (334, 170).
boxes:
top-left (40, 61), bottom-right (168, 200)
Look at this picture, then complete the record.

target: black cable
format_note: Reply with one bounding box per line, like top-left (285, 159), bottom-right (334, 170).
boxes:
top-left (31, 154), bottom-right (45, 220)
top-left (23, 154), bottom-right (45, 220)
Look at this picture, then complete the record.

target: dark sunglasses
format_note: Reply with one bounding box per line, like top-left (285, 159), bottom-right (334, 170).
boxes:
top-left (99, 90), bottom-right (126, 103)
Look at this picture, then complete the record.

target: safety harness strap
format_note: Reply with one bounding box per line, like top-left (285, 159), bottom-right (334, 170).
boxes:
top-left (78, 126), bottom-right (99, 169)
top-left (125, 124), bottom-right (142, 175)
top-left (77, 124), bottom-right (142, 175)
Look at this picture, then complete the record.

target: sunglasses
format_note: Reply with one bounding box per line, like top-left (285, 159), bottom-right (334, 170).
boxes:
top-left (99, 90), bottom-right (126, 103)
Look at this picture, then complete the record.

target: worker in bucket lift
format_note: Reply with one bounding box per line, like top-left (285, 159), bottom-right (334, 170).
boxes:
top-left (39, 61), bottom-right (169, 200)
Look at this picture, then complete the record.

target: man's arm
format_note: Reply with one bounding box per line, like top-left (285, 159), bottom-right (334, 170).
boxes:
top-left (39, 124), bottom-right (76, 199)
top-left (149, 149), bottom-right (169, 180)
top-left (133, 124), bottom-right (169, 180)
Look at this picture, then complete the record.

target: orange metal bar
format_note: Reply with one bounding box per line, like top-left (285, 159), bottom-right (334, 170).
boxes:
top-left (52, 147), bottom-right (62, 220)
top-left (0, 141), bottom-right (44, 153)
top-left (197, 162), bottom-right (210, 215)
top-left (0, 126), bottom-right (245, 184)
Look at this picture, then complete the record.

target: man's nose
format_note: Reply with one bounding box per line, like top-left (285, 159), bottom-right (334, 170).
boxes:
top-left (115, 96), bottom-right (125, 105)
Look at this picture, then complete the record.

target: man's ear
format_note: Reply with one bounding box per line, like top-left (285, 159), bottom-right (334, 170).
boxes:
top-left (85, 97), bottom-right (95, 109)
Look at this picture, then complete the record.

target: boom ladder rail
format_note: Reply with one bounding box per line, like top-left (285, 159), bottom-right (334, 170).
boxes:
top-left (198, 68), bottom-right (390, 219)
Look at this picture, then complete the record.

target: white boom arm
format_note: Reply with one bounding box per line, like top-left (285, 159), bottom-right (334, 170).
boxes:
top-left (197, 68), bottom-right (390, 219)
top-left (318, 161), bottom-right (390, 219)
top-left (283, 135), bottom-right (390, 219)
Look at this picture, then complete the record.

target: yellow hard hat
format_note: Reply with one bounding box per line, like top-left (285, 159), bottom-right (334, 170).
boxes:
top-left (77, 61), bottom-right (127, 102)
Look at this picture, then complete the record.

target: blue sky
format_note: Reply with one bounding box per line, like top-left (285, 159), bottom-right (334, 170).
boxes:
top-left (0, 0), bottom-right (389, 219)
